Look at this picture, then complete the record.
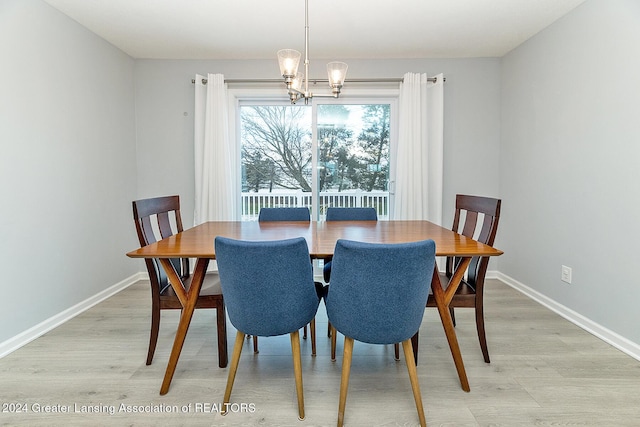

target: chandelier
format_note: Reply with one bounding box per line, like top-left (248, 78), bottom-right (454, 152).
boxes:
top-left (277, 0), bottom-right (348, 104)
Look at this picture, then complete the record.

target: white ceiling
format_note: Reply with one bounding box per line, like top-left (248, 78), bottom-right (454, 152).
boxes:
top-left (42, 0), bottom-right (586, 60)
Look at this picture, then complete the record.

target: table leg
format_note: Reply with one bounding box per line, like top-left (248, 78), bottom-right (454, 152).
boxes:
top-left (430, 263), bottom-right (471, 392)
top-left (158, 257), bottom-right (209, 395)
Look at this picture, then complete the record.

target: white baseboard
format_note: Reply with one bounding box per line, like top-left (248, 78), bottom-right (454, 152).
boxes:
top-left (496, 271), bottom-right (640, 362)
top-left (0, 272), bottom-right (145, 359)
top-left (485, 270), bottom-right (499, 280)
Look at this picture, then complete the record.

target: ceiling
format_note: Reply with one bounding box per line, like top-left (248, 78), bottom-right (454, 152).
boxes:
top-left (42, 0), bottom-right (586, 60)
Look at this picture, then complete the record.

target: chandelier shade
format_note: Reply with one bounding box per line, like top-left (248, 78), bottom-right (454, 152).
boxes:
top-left (277, 49), bottom-right (301, 78)
top-left (291, 73), bottom-right (304, 92)
top-left (327, 62), bottom-right (348, 90)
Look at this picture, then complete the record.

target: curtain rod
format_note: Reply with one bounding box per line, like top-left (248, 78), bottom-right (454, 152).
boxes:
top-left (191, 77), bottom-right (442, 85)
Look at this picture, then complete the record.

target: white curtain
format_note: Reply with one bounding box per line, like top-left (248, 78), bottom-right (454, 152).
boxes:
top-left (393, 72), bottom-right (444, 224)
top-left (194, 73), bottom-right (236, 224)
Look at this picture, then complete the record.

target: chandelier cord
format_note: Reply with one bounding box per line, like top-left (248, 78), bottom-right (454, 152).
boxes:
top-left (304, 0), bottom-right (310, 97)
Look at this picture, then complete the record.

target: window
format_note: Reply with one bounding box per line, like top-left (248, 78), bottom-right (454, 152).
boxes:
top-left (317, 104), bottom-right (390, 219)
top-left (239, 99), bottom-right (393, 220)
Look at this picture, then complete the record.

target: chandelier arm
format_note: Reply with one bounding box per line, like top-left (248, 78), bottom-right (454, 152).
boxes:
top-left (310, 93), bottom-right (338, 99)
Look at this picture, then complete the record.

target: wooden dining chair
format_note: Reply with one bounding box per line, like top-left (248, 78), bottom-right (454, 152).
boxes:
top-left (215, 236), bottom-right (322, 420)
top-left (426, 194), bottom-right (501, 363)
top-left (132, 195), bottom-right (228, 368)
top-left (325, 239), bottom-right (436, 427)
top-left (256, 206), bottom-right (319, 355)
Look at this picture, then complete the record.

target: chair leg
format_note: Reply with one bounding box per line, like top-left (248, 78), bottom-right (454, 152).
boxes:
top-left (253, 335), bottom-right (259, 354)
top-left (411, 331), bottom-right (419, 365)
top-left (330, 325), bottom-right (337, 361)
top-left (290, 330), bottom-right (305, 420)
top-left (450, 307), bottom-right (456, 327)
top-left (216, 303), bottom-right (228, 368)
top-left (310, 318), bottom-right (317, 356)
top-left (146, 305), bottom-right (161, 365)
top-left (402, 339), bottom-right (427, 427)
top-left (328, 321), bottom-right (332, 337)
top-left (303, 324), bottom-right (308, 339)
top-left (222, 331), bottom-right (246, 416)
top-left (475, 301), bottom-right (490, 363)
top-left (395, 332), bottom-right (420, 362)
top-left (337, 336), bottom-right (354, 427)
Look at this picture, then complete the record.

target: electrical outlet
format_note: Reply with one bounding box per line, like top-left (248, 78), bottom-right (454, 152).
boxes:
top-left (561, 265), bottom-right (572, 284)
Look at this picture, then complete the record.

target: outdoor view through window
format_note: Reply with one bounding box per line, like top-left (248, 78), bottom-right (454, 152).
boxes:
top-left (240, 103), bottom-right (390, 220)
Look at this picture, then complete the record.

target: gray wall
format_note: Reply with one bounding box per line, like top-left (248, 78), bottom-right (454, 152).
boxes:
top-left (0, 0), bottom-right (139, 343)
top-left (500, 0), bottom-right (640, 344)
top-left (134, 58), bottom-right (502, 228)
top-left (10, 0), bottom-right (637, 355)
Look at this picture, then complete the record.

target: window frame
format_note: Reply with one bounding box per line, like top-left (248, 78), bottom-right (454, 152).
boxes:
top-left (228, 86), bottom-right (399, 220)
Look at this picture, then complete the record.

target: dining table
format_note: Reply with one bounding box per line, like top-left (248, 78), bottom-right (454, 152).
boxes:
top-left (127, 220), bottom-right (503, 395)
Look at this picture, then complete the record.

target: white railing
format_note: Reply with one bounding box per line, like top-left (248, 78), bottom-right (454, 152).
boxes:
top-left (241, 190), bottom-right (389, 221)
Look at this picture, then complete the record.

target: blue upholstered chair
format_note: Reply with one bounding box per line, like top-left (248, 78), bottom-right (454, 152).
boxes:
top-left (325, 206), bottom-right (377, 221)
top-left (323, 207), bottom-right (379, 342)
top-left (325, 239), bottom-right (436, 427)
top-left (258, 207), bottom-right (311, 221)
top-left (323, 207), bottom-right (378, 283)
top-left (256, 206), bottom-right (318, 355)
top-left (215, 236), bottom-right (322, 420)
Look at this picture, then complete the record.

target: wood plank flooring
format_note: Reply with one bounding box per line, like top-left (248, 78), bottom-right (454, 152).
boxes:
top-left (1, 279), bottom-right (639, 426)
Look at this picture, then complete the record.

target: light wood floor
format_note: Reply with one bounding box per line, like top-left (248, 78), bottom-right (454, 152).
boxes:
top-left (1, 279), bottom-right (639, 426)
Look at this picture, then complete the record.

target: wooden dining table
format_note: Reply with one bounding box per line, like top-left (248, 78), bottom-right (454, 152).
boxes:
top-left (127, 220), bottom-right (503, 395)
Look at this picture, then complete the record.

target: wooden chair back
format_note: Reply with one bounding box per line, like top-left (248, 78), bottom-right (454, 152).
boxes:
top-left (132, 195), bottom-right (187, 294)
top-left (446, 194), bottom-right (501, 287)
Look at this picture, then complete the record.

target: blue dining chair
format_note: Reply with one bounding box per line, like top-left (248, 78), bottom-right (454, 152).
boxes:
top-left (325, 238), bottom-right (436, 427)
top-left (323, 207), bottom-right (378, 283)
top-left (323, 207), bottom-right (378, 342)
top-left (257, 206), bottom-right (318, 355)
top-left (258, 207), bottom-right (311, 221)
top-left (215, 236), bottom-right (323, 420)
top-left (325, 206), bottom-right (378, 221)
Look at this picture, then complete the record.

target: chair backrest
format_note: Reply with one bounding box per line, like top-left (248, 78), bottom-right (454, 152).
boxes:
top-left (258, 207), bottom-right (311, 222)
top-left (132, 195), bottom-right (187, 293)
top-left (325, 239), bottom-right (436, 345)
top-left (447, 194), bottom-right (501, 285)
top-left (215, 236), bottom-right (319, 337)
top-left (326, 207), bottom-right (378, 221)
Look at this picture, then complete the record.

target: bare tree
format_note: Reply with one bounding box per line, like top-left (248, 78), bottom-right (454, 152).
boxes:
top-left (242, 149), bottom-right (277, 192)
top-left (241, 106), bottom-right (312, 191)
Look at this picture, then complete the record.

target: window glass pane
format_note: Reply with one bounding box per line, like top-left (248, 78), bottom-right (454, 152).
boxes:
top-left (317, 104), bottom-right (390, 219)
top-left (238, 102), bottom-right (391, 221)
top-left (240, 105), bottom-right (312, 220)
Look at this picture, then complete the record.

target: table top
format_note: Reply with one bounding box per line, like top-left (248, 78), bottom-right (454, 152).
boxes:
top-left (127, 220), bottom-right (503, 260)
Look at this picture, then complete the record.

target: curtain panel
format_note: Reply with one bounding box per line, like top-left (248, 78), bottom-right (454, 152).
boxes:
top-left (194, 73), bottom-right (236, 224)
top-left (393, 72), bottom-right (444, 225)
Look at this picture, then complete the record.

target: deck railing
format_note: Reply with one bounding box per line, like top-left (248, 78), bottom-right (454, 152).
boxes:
top-left (241, 191), bottom-right (389, 220)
